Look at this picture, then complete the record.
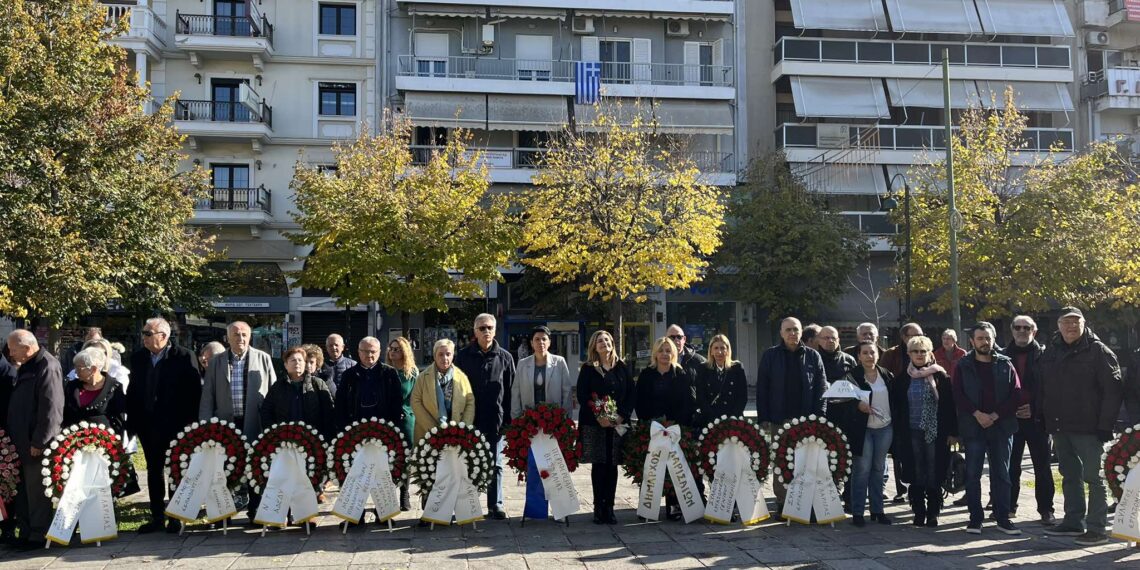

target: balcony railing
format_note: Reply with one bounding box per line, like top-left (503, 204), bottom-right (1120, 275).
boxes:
top-left (196, 186), bottom-right (271, 213)
top-left (776, 123), bottom-right (1073, 152)
top-left (408, 146), bottom-right (735, 172)
top-left (841, 212), bottom-right (896, 236)
top-left (175, 12), bottom-right (273, 46)
top-left (774, 37), bottom-right (1070, 70)
top-left (174, 100), bottom-right (273, 128)
top-left (397, 55), bottom-right (733, 87)
top-left (101, 3), bottom-right (167, 43)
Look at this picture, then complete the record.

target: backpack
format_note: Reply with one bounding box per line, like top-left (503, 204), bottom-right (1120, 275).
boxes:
top-left (943, 451), bottom-right (967, 497)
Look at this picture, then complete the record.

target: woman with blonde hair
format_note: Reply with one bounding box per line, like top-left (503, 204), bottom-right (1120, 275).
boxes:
top-left (636, 336), bottom-right (697, 520)
top-left (387, 336), bottom-right (419, 511)
top-left (576, 330), bottom-right (635, 525)
top-left (694, 334), bottom-right (748, 427)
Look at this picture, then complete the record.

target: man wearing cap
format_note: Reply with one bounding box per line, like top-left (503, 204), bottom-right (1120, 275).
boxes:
top-left (1040, 307), bottom-right (1122, 546)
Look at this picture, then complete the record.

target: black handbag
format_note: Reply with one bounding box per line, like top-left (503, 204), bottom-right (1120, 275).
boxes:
top-left (943, 451), bottom-right (967, 497)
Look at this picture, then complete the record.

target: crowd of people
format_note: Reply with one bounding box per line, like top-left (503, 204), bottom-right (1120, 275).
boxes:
top-left (0, 307), bottom-right (1135, 551)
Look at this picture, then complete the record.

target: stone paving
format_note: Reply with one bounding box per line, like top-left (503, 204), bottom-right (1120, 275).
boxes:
top-left (3, 456), bottom-right (1140, 570)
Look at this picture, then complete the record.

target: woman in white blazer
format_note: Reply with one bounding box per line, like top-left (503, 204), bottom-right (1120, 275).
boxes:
top-left (511, 326), bottom-right (573, 419)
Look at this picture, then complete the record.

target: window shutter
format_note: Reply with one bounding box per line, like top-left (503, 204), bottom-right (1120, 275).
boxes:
top-left (683, 42), bottom-right (700, 86)
top-left (580, 36), bottom-right (599, 61)
top-left (632, 38), bottom-right (651, 84)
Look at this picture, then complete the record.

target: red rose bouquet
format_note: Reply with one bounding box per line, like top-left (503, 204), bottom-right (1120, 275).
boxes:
top-left (329, 418), bottom-right (407, 485)
top-left (166, 419), bottom-right (251, 494)
top-left (1105, 425), bottom-right (1140, 499)
top-left (408, 421), bottom-right (494, 497)
top-left (772, 414), bottom-right (852, 488)
top-left (698, 416), bottom-right (770, 483)
top-left (621, 420), bottom-right (701, 493)
top-left (249, 422), bottom-right (329, 492)
top-left (41, 423), bottom-right (129, 507)
top-left (503, 403), bottom-right (581, 482)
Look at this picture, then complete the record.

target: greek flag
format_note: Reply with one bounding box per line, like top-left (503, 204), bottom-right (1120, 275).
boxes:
top-left (575, 61), bottom-right (601, 105)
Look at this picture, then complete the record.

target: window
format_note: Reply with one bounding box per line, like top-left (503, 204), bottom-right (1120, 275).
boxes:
top-left (415, 33), bottom-right (449, 77)
top-left (412, 127), bottom-right (449, 163)
top-left (211, 79), bottom-right (250, 122)
top-left (319, 3), bottom-right (356, 36)
top-left (599, 40), bottom-right (632, 83)
top-left (214, 0), bottom-right (251, 37)
top-left (319, 82), bottom-right (356, 116)
top-left (209, 164), bottom-right (251, 209)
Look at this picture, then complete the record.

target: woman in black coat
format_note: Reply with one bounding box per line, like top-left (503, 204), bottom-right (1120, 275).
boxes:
top-left (693, 334), bottom-right (748, 427)
top-left (261, 347), bottom-right (336, 440)
top-left (577, 330), bottom-right (635, 525)
top-left (636, 337), bottom-right (698, 521)
top-left (63, 347), bottom-right (127, 434)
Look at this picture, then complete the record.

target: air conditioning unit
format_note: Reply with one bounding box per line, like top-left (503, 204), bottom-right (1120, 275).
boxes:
top-left (1087, 31), bottom-right (1111, 46)
top-left (817, 124), bottom-right (851, 148)
top-left (572, 17), bottom-right (594, 34)
top-left (666, 20), bottom-right (690, 37)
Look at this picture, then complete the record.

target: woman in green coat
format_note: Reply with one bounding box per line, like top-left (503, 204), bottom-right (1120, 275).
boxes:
top-left (386, 336), bottom-right (418, 511)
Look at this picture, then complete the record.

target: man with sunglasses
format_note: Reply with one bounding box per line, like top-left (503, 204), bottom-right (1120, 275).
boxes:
top-left (1003, 316), bottom-right (1054, 525)
top-left (455, 313), bottom-right (516, 520)
top-left (126, 318), bottom-right (201, 533)
top-left (667, 324), bottom-right (707, 384)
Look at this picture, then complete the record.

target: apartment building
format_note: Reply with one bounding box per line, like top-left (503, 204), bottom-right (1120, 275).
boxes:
top-left (1078, 1), bottom-right (1140, 152)
top-left (764, 0), bottom-right (1079, 329)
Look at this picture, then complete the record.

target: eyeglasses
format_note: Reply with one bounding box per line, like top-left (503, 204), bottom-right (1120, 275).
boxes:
top-left (477, 326), bottom-right (495, 332)
top-left (668, 335), bottom-right (685, 340)
top-left (387, 346), bottom-right (400, 352)
top-left (1012, 325), bottom-right (1033, 331)
top-left (141, 330), bottom-right (163, 337)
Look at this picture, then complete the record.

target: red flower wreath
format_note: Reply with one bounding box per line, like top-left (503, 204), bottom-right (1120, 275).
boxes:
top-left (408, 421), bottom-right (494, 497)
top-left (698, 416), bottom-right (770, 483)
top-left (329, 418), bottom-right (408, 485)
top-left (0, 428), bottom-right (19, 511)
top-left (249, 422), bottom-right (329, 492)
top-left (621, 419), bottom-right (701, 494)
top-left (772, 415), bottom-right (852, 488)
top-left (503, 403), bottom-right (581, 482)
top-left (1105, 424), bottom-right (1140, 499)
top-left (40, 423), bottom-right (129, 506)
top-left (165, 419), bottom-right (252, 493)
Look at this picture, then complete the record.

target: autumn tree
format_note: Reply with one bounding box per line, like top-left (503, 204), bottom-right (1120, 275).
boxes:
top-left (904, 90), bottom-right (1140, 318)
top-left (289, 117), bottom-right (519, 333)
top-left (517, 101), bottom-right (726, 353)
top-left (0, 0), bottom-right (212, 344)
top-left (709, 153), bottom-right (869, 321)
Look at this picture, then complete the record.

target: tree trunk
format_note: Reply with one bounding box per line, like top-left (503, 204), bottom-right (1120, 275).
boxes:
top-left (47, 324), bottom-right (62, 357)
top-left (611, 296), bottom-right (624, 362)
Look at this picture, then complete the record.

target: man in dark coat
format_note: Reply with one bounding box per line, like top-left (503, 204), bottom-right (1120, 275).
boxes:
top-left (756, 317), bottom-right (826, 508)
top-left (817, 326), bottom-right (856, 381)
top-left (334, 336), bottom-right (404, 429)
top-left (455, 313), bottom-right (515, 520)
top-left (126, 318), bottom-right (201, 534)
top-left (667, 324), bottom-right (707, 382)
top-left (320, 333), bottom-right (356, 398)
top-left (1039, 307), bottom-right (1122, 546)
top-left (6, 330), bottom-right (63, 550)
top-left (1003, 315), bottom-right (1054, 525)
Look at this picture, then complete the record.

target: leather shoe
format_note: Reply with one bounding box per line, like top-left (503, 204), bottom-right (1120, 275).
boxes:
top-left (606, 512), bottom-right (617, 525)
top-left (491, 509), bottom-right (508, 520)
top-left (593, 513), bottom-right (605, 525)
top-left (137, 519), bottom-right (164, 534)
top-left (165, 519), bottom-right (180, 533)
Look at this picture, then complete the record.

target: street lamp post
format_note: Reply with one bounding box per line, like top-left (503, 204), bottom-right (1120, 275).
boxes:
top-left (880, 173), bottom-right (911, 322)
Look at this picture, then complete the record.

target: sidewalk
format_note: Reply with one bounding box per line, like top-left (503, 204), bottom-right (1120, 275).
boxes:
top-left (2, 456), bottom-right (1139, 570)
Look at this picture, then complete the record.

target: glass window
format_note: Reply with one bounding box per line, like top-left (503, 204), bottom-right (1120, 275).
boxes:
top-left (1002, 45), bottom-right (1036, 67)
top-left (856, 42), bottom-right (892, 63)
top-left (319, 3), bottom-right (356, 36)
top-left (318, 82), bottom-right (356, 116)
top-left (932, 44), bottom-right (965, 65)
top-left (894, 43), bottom-right (931, 64)
top-left (966, 45), bottom-right (1001, 66)
top-left (665, 301), bottom-right (737, 359)
top-left (820, 40), bottom-right (856, 62)
top-left (781, 38), bottom-right (820, 61)
top-left (1036, 47), bottom-right (1070, 68)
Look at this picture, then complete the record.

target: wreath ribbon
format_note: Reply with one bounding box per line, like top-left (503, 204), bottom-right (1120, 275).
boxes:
top-left (530, 431), bottom-right (579, 519)
top-left (47, 450), bottom-right (117, 545)
top-left (165, 446), bottom-right (236, 523)
top-left (704, 441), bottom-right (769, 525)
top-left (782, 440), bottom-right (844, 524)
top-left (1112, 462), bottom-right (1140, 542)
top-left (332, 442), bottom-right (401, 524)
top-left (636, 421), bottom-right (704, 523)
top-left (422, 447), bottom-right (483, 525)
top-left (254, 446), bottom-right (319, 527)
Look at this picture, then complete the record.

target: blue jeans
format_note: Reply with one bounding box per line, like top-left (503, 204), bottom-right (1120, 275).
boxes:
top-left (487, 436), bottom-right (505, 512)
top-left (852, 426), bottom-right (893, 517)
top-left (965, 427), bottom-right (1013, 524)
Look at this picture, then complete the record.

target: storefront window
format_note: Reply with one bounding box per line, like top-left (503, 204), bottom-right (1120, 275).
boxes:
top-left (666, 301), bottom-right (737, 358)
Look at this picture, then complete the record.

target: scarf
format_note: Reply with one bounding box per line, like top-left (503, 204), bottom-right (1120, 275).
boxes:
top-left (907, 363), bottom-right (945, 444)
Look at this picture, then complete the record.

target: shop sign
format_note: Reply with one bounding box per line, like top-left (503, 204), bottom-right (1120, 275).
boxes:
top-left (212, 302), bottom-right (271, 309)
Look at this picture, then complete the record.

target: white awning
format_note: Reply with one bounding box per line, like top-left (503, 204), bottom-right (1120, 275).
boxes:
top-left (789, 0), bottom-right (889, 31)
top-left (488, 7), bottom-right (566, 20)
top-left (650, 12), bottom-right (732, 22)
top-left (886, 79), bottom-right (979, 108)
top-left (975, 81), bottom-right (1074, 111)
top-left (577, 100), bottom-right (733, 135)
top-left (790, 77), bottom-right (890, 119)
top-left (486, 95), bottom-right (567, 131)
top-left (884, 0), bottom-right (984, 34)
top-left (791, 164), bottom-right (886, 195)
top-left (577, 11), bottom-right (652, 19)
top-left (407, 4), bottom-right (484, 18)
top-left (404, 92), bottom-right (487, 129)
top-left (976, 0), bottom-right (1074, 37)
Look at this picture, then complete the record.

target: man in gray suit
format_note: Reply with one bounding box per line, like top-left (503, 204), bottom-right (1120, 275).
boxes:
top-left (199, 321), bottom-right (277, 437)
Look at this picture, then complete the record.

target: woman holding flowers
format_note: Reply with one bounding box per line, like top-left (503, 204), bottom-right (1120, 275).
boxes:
top-left (577, 330), bottom-right (635, 525)
top-left (386, 336), bottom-right (419, 511)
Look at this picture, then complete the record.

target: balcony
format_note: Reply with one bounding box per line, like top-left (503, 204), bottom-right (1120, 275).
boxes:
top-left (192, 186), bottom-right (272, 227)
top-left (1083, 68), bottom-right (1140, 114)
top-left (776, 123), bottom-right (1073, 164)
top-left (773, 37), bottom-right (1071, 83)
top-left (174, 11), bottom-right (273, 70)
top-left (1108, 0), bottom-right (1140, 35)
top-left (395, 0), bottom-right (733, 15)
top-left (102, 2), bottom-right (166, 59)
top-left (173, 99), bottom-right (273, 150)
top-left (396, 55), bottom-right (734, 100)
